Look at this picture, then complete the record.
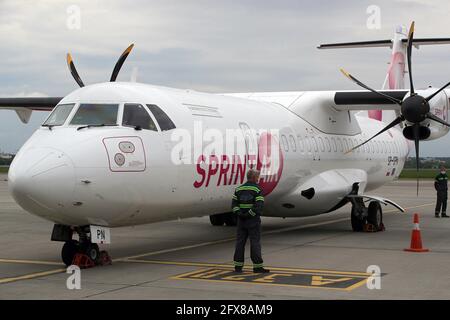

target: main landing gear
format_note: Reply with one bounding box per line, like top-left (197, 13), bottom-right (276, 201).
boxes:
top-left (209, 212), bottom-right (237, 226)
top-left (52, 224), bottom-right (110, 267)
top-left (350, 198), bottom-right (384, 232)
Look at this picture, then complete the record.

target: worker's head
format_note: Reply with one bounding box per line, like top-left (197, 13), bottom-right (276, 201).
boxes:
top-left (440, 166), bottom-right (446, 174)
top-left (247, 169), bottom-right (260, 183)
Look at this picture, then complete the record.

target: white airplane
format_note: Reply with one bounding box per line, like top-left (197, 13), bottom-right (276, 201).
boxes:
top-left (2, 22), bottom-right (450, 266)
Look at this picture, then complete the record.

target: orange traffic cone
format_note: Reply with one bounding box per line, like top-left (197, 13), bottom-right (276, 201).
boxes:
top-left (404, 213), bottom-right (429, 252)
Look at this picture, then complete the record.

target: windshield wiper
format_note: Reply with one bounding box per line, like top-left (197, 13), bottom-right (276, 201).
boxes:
top-left (77, 124), bottom-right (118, 131)
top-left (42, 124), bottom-right (55, 130)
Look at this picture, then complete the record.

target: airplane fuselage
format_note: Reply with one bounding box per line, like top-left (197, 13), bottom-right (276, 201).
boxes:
top-left (7, 82), bottom-right (411, 227)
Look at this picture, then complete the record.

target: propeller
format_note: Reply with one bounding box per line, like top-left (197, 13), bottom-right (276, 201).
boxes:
top-left (340, 21), bottom-right (450, 195)
top-left (66, 43), bottom-right (135, 87)
top-left (110, 44), bottom-right (134, 82)
top-left (66, 53), bottom-right (85, 87)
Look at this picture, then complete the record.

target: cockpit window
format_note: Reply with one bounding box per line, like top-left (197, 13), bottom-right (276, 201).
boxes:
top-left (70, 103), bottom-right (118, 125)
top-left (122, 104), bottom-right (157, 131)
top-left (42, 103), bottom-right (75, 126)
top-left (147, 104), bottom-right (176, 131)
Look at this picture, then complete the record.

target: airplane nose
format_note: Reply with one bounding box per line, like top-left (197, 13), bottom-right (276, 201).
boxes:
top-left (8, 147), bottom-right (75, 221)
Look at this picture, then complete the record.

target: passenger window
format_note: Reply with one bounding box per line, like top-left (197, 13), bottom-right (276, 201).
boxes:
top-left (325, 137), bottom-right (331, 152)
top-left (312, 137), bottom-right (319, 152)
top-left (43, 103), bottom-right (75, 126)
top-left (331, 137), bottom-right (337, 152)
top-left (123, 104), bottom-right (157, 131)
top-left (318, 137), bottom-right (325, 152)
top-left (354, 140), bottom-right (360, 153)
top-left (297, 135), bottom-right (304, 152)
top-left (305, 137), bottom-right (312, 152)
top-left (281, 135), bottom-right (289, 152)
top-left (147, 104), bottom-right (176, 131)
top-left (289, 135), bottom-right (297, 152)
top-left (343, 138), bottom-right (349, 152)
top-left (70, 103), bottom-right (118, 125)
top-left (337, 138), bottom-right (343, 152)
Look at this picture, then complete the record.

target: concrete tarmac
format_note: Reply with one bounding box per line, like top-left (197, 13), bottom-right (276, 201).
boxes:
top-left (1, 173), bottom-right (449, 299)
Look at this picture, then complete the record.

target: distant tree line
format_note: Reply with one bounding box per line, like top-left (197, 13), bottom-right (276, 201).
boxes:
top-left (404, 157), bottom-right (450, 169)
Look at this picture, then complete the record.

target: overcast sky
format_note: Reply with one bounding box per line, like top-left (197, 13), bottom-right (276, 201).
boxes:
top-left (1, 0), bottom-right (450, 155)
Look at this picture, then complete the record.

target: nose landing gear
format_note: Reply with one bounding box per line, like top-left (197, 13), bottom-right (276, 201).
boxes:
top-left (53, 224), bottom-right (111, 267)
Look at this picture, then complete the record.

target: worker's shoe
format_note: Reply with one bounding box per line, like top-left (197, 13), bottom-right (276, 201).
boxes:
top-left (234, 266), bottom-right (243, 273)
top-left (253, 267), bottom-right (270, 273)
top-left (442, 213), bottom-right (449, 218)
top-left (435, 213), bottom-right (440, 218)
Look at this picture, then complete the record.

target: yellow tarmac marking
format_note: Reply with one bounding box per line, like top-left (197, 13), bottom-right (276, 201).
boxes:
top-left (0, 268), bottom-right (66, 284)
top-left (124, 259), bottom-right (371, 276)
top-left (171, 267), bottom-right (369, 291)
top-left (0, 259), bottom-right (62, 266)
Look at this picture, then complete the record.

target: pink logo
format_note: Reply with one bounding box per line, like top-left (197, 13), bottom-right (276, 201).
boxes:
top-left (256, 132), bottom-right (284, 196)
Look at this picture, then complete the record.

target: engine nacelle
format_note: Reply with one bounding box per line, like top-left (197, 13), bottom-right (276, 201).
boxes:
top-left (403, 88), bottom-right (450, 141)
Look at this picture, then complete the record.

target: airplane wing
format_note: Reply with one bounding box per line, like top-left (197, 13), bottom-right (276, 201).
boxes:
top-left (0, 97), bottom-right (63, 123)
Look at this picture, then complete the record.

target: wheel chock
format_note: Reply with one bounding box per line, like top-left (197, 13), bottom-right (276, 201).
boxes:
top-left (72, 253), bottom-right (96, 269)
top-left (99, 250), bottom-right (112, 266)
top-left (363, 222), bottom-right (385, 232)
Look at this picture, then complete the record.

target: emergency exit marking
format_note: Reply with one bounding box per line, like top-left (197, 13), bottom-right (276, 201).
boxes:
top-left (172, 267), bottom-right (370, 291)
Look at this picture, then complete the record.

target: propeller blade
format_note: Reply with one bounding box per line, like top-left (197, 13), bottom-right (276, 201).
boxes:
top-left (426, 112), bottom-right (450, 127)
top-left (66, 53), bottom-right (85, 87)
top-left (425, 81), bottom-right (450, 102)
top-left (340, 69), bottom-right (403, 105)
top-left (412, 123), bottom-right (420, 196)
top-left (110, 44), bottom-right (134, 82)
top-left (345, 116), bottom-right (404, 154)
top-left (406, 21), bottom-right (415, 94)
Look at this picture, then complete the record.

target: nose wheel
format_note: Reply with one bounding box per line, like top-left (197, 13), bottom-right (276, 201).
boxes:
top-left (61, 240), bottom-right (79, 266)
top-left (61, 240), bottom-right (101, 266)
top-left (60, 226), bottom-right (108, 267)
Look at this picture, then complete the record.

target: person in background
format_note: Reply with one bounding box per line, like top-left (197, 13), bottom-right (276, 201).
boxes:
top-left (435, 166), bottom-right (449, 218)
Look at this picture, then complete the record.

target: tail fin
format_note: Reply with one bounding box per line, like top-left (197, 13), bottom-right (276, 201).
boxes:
top-left (318, 25), bottom-right (450, 122)
top-left (378, 26), bottom-right (407, 122)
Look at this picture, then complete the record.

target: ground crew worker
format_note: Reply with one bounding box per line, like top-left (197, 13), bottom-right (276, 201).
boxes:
top-left (232, 169), bottom-right (269, 273)
top-left (435, 166), bottom-right (449, 218)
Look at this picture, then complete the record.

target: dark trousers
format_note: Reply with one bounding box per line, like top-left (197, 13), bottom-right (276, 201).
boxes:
top-left (233, 217), bottom-right (263, 267)
top-left (435, 191), bottom-right (448, 215)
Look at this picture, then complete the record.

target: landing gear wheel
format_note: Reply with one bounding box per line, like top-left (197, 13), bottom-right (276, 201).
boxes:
top-left (224, 213), bottom-right (237, 226)
top-left (368, 201), bottom-right (383, 230)
top-left (209, 214), bottom-right (225, 226)
top-left (351, 205), bottom-right (364, 232)
top-left (62, 240), bottom-right (79, 266)
top-left (84, 243), bottom-right (100, 264)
